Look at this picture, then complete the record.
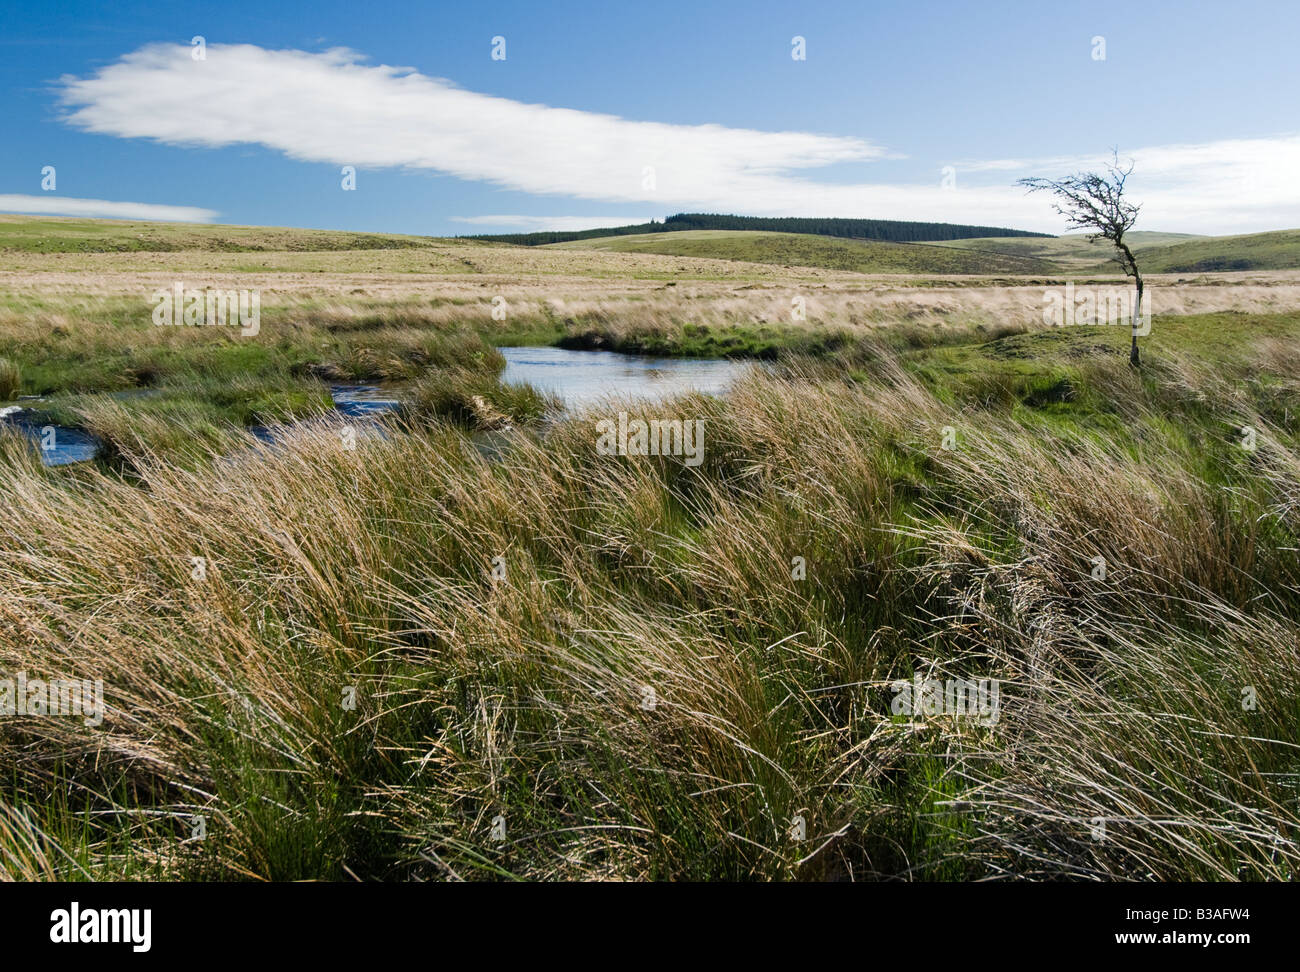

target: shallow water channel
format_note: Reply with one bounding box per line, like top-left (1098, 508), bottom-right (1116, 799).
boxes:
top-left (497, 346), bottom-right (749, 409)
top-left (2, 347), bottom-right (751, 466)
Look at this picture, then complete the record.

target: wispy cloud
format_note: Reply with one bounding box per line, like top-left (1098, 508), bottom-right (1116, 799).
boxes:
top-left (54, 43), bottom-right (1300, 234)
top-left (451, 215), bottom-right (660, 232)
top-left (957, 137), bottom-right (1300, 234)
top-left (57, 43), bottom-right (879, 206)
top-left (0, 194), bottom-right (217, 222)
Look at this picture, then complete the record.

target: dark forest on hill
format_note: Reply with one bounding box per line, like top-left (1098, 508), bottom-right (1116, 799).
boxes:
top-left (463, 212), bottom-right (1052, 246)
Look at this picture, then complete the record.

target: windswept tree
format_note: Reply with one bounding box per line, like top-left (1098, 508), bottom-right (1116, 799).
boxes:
top-left (1020, 154), bottom-right (1146, 366)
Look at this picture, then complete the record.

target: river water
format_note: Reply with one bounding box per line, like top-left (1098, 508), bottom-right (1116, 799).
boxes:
top-left (498, 346), bottom-right (749, 409)
top-left (3, 348), bottom-right (750, 465)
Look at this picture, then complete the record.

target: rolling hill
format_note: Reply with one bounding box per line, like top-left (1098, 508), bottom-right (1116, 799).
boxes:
top-left (926, 231), bottom-right (1205, 270)
top-left (544, 229), bottom-right (1057, 275)
top-left (0, 214), bottom-right (439, 253)
top-left (549, 227), bottom-right (1300, 276)
top-left (934, 230), bottom-right (1300, 273)
top-left (1124, 229), bottom-right (1300, 272)
top-left (463, 211), bottom-right (1050, 246)
top-left (5, 214), bottom-right (1298, 278)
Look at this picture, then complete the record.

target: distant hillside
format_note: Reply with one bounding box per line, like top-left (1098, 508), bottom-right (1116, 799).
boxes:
top-left (466, 212), bottom-right (1052, 246)
top-left (1120, 229), bottom-right (1300, 272)
top-left (934, 230), bottom-right (1300, 274)
top-left (8, 214), bottom-right (1295, 277)
top-left (546, 229), bottom-right (1056, 275)
top-left (548, 226), bottom-right (1300, 276)
top-left (930, 231), bottom-right (1205, 271)
top-left (0, 214), bottom-right (438, 253)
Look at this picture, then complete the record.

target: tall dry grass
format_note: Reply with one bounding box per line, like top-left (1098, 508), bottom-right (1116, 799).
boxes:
top-left (1, 338), bottom-right (1298, 880)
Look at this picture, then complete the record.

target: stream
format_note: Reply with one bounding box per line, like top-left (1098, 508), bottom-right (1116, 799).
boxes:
top-left (2, 348), bottom-right (750, 466)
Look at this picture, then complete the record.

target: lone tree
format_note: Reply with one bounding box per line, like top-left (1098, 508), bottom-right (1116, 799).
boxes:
top-left (1019, 153), bottom-right (1145, 366)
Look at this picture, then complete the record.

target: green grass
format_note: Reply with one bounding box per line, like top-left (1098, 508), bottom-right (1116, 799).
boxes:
top-left (0, 214), bottom-right (442, 254)
top-left (6, 216), bottom-right (1296, 278)
top-left (0, 291), bottom-right (538, 436)
top-left (546, 229), bottom-right (1058, 274)
top-left (0, 358), bottom-right (19, 400)
top-left (555, 319), bottom-right (855, 358)
top-left (1123, 228), bottom-right (1300, 272)
top-left (0, 286), bottom-right (865, 438)
top-left (546, 226), bottom-right (1300, 277)
top-left (873, 229), bottom-right (1300, 274)
top-left (929, 230), bottom-right (1204, 270)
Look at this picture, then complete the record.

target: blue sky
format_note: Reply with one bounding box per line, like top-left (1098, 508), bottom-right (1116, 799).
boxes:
top-left (2, 0), bottom-right (1298, 235)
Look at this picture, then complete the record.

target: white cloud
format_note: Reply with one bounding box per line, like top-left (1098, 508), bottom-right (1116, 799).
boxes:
top-left (0, 194), bottom-right (217, 222)
top-left (954, 138), bottom-right (1300, 234)
top-left (54, 43), bottom-right (1300, 234)
top-left (57, 43), bottom-right (879, 206)
top-left (451, 215), bottom-right (660, 231)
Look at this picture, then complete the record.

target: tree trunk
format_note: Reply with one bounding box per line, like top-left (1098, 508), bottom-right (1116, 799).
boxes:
top-left (1121, 245), bottom-right (1143, 368)
top-left (1130, 278), bottom-right (1142, 368)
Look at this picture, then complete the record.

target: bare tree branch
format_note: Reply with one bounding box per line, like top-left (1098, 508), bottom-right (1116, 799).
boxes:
top-left (1019, 151), bottom-right (1145, 366)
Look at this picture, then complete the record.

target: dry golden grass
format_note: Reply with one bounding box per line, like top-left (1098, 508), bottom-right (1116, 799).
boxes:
top-left (2, 339), bottom-right (1298, 880)
top-left (4, 265), bottom-right (1296, 373)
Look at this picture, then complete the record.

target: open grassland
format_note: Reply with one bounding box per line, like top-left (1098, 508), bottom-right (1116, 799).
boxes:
top-left (557, 227), bottom-right (1300, 276)
top-left (926, 230), bottom-right (1204, 270)
top-left (11, 217), bottom-right (1298, 278)
top-left (545, 229), bottom-right (1058, 275)
top-left (2, 264), bottom-right (1293, 456)
top-left (2, 216), bottom-right (1300, 881)
top-left (1, 219), bottom-right (1293, 410)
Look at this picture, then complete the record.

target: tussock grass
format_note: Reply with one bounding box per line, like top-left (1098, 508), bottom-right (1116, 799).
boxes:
top-left (3, 321), bottom-right (1299, 881)
top-left (0, 358), bottom-right (19, 401)
top-left (405, 368), bottom-right (558, 430)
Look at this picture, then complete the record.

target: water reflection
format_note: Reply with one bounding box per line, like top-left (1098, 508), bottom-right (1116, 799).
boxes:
top-left (498, 346), bottom-right (750, 409)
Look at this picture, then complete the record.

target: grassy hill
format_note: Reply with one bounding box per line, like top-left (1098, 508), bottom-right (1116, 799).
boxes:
top-left (926, 231), bottom-right (1204, 270)
top-left (11, 215), bottom-right (1298, 277)
top-left (0, 214), bottom-right (439, 253)
top-left (1123, 228), bottom-right (1300, 272)
top-left (554, 226), bottom-right (1300, 276)
top-left (936, 229), bottom-right (1300, 274)
top-left (925, 230), bottom-right (1196, 267)
top-left (545, 229), bottom-right (1057, 275)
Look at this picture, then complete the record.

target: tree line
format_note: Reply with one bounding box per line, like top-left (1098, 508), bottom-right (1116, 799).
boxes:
top-left (462, 212), bottom-right (1051, 246)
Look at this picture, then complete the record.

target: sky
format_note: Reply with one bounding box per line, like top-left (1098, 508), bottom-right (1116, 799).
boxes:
top-left (2, 0), bottom-right (1298, 237)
